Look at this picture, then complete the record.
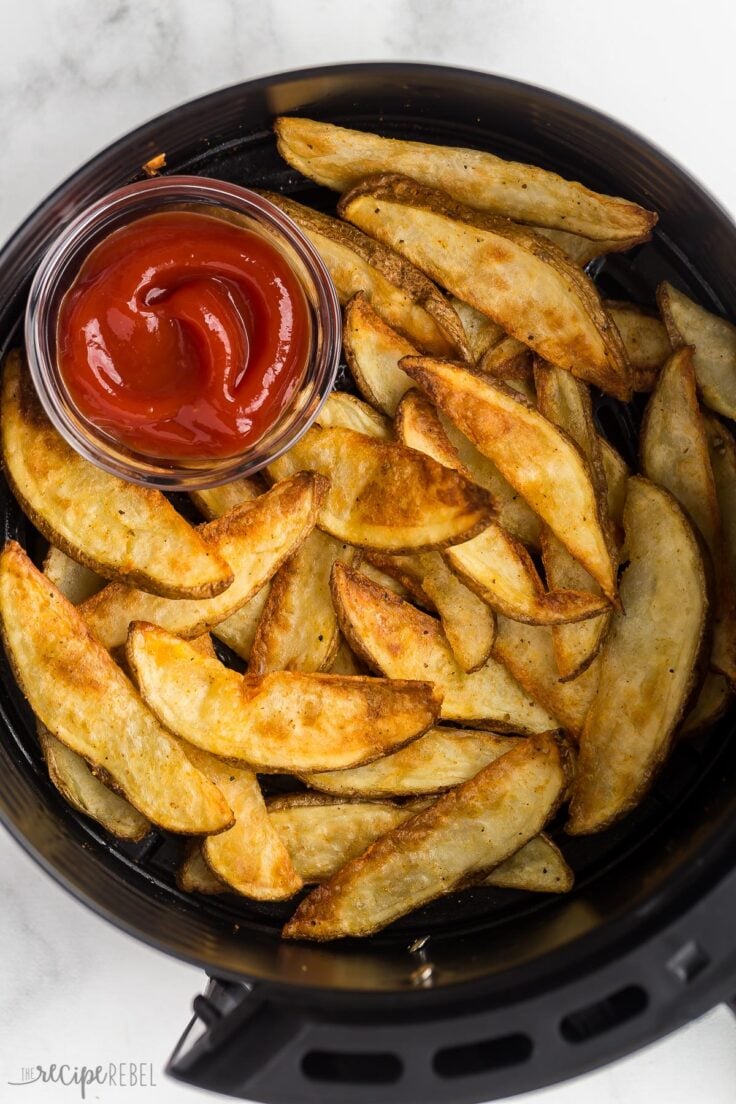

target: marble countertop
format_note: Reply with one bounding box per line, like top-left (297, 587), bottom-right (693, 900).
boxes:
top-left (2, 1), bottom-right (736, 1102)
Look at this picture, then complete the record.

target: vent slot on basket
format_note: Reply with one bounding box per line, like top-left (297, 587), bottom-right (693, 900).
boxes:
top-left (560, 984), bottom-right (648, 1043)
top-left (301, 1050), bottom-right (403, 1085)
top-left (433, 1032), bottom-right (533, 1078)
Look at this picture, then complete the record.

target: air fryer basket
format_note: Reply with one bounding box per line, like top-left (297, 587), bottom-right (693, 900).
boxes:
top-left (1, 64), bottom-right (736, 1104)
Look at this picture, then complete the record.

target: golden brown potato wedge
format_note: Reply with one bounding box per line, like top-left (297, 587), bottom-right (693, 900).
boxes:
top-left (568, 477), bottom-right (708, 833)
top-left (705, 414), bottom-right (736, 592)
top-left (0, 543), bottom-right (232, 834)
top-left (42, 546), bottom-right (105, 604)
top-left (478, 336), bottom-right (533, 380)
top-left (486, 833), bottom-right (573, 893)
top-left (1, 351), bottom-right (233, 599)
top-left (445, 524), bottom-right (610, 627)
top-left (641, 347), bottom-right (736, 683)
top-left (301, 727), bottom-right (519, 797)
top-left (275, 117), bottom-right (655, 241)
top-left (491, 616), bottom-right (600, 739)
top-left (339, 176), bottom-right (631, 399)
top-left (80, 473), bottom-right (325, 650)
top-left (605, 301), bottom-right (671, 391)
top-left (283, 730), bottom-right (572, 939)
top-left (332, 563), bottom-right (558, 733)
top-left (343, 293), bottom-right (417, 416)
top-left (315, 389), bottom-right (392, 438)
top-left (535, 227), bottom-right (651, 266)
top-left (185, 747), bottom-right (301, 900)
top-left (212, 585), bottom-right (271, 662)
top-left (681, 672), bottom-right (732, 737)
top-left (190, 477), bottom-right (264, 520)
top-left (357, 561), bottom-right (412, 602)
top-left (178, 844), bottom-right (226, 894)
top-left (658, 282), bottom-right (736, 419)
top-left (249, 530), bottom-right (355, 674)
top-left (366, 551), bottom-right (496, 672)
top-left (268, 426), bottom-right (494, 552)
top-left (394, 388), bottom-right (541, 547)
top-left (449, 296), bottom-right (504, 362)
top-left (328, 638), bottom-right (365, 675)
top-left (401, 358), bottom-right (617, 599)
top-left (261, 191), bottom-right (469, 359)
top-left (127, 622), bottom-right (440, 771)
top-left (535, 361), bottom-right (612, 680)
top-left (599, 439), bottom-right (630, 533)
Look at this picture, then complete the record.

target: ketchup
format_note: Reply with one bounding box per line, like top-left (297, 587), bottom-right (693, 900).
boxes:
top-left (57, 211), bottom-right (312, 459)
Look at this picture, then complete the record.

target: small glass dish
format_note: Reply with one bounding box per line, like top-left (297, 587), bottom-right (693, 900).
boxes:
top-left (24, 176), bottom-right (341, 490)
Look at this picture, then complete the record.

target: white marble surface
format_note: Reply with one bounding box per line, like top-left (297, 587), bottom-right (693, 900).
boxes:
top-left (1, 1), bottom-right (736, 1101)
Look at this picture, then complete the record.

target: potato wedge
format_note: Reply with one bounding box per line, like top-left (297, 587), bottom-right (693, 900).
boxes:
top-left (261, 191), bottom-right (469, 359)
top-left (486, 833), bottom-right (573, 893)
top-left (212, 585), bottom-right (270, 662)
top-left (535, 361), bottom-right (612, 680)
top-left (0, 543), bottom-right (232, 833)
top-left (332, 563), bottom-right (558, 733)
top-left (340, 176), bottom-right (631, 399)
top-left (394, 388), bottom-right (541, 547)
top-left (343, 293), bottom-right (417, 415)
top-left (605, 301), bottom-right (671, 391)
top-left (190, 476), bottom-right (264, 520)
top-left (658, 282), bottom-right (736, 418)
top-left (127, 622), bottom-right (440, 771)
top-left (1, 351), bottom-right (233, 599)
top-left (301, 727), bottom-right (519, 797)
top-left (535, 227), bottom-right (651, 266)
top-left (401, 358), bottom-right (617, 599)
top-left (492, 616), bottom-right (600, 739)
top-left (185, 747), bottom-right (301, 900)
top-left (42, 546), bottom-right (105, 604)
top-left (357, 562), bottom-right (412, 602)
top-left (641, 347), bottom-right (736, 682)
top-left (268, 426), bottom-right (493, 552)
top-left (178, 844), bottom-right (226, 894)
top-left (366, 551), bottom-right (495, 672)
top-left (568, 477), bottom-right (708, 833)
top-left (315, 389), bottom-right (392, 438)
top-left (705, 414), bottom-right (736, 590)
top-left (478, 336), bottom-right (533, 380)
top-left (80, 472), bottom-right (324, 650)
top-left (283, 730), bottom-right (571, 939)
top-left (681, 672), bottom-right (732, 737)
top-left (249, 529), bottom-right (355, 674)
top-left (328, 638), bottom-right (365, 675)
top-left (600, 439), bottom-right (630, 531)
top-left (445, 524), bottom-right (609, 627)
top-left (275, 117), bottom-right (655, 241)
top-left (449, 296), bottom-right (504, 362)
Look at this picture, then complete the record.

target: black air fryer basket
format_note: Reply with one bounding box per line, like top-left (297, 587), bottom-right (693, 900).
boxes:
top-left (1, 64), bottom-right (736, 1104)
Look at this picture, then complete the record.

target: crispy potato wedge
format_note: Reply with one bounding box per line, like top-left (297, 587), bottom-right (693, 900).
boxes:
top-left (178, 844), bottom-right (226, 894)
top-left (599, 439), bottom-right (630, 532)
top-left (658, 282), bottom-right (736, 418)
top-left (401, 358), bottom-right (617, 599)
top-left (38, 547), bottom-right (150, 841)
top-left (80, 473), bottom-right (324, 650)
top-left (249, 529), bottom-right (355, 674)
top-left (301, 727), bottom-right (519, 797)
top-left (449, 296), bottom-right (504, 362)
top-left (1, 352), bottom-right (233, 599)
top-left (605, 301), bottom-right (671, 391)
top-left (491, 616), bottom-right (600, 739)
top-left (394, 388), bottom-right (541, 548)
top-left (261, 191), bottom-right (469, 359)
top-left (486, 833), bottom-right (573, 893)
top-left (0, 544), bottom-right (232, 833)
top-left (445, 524), bottom-right (609, 627)
top-left (212, 585), bottom-right (270, 662)
top-left (705, 414), bottom-right (736, 591)
top-left (340, 176), bottom-right (631, 398)
top-left (283, 730), bottom-right (572, 939)
top-left (185, 747), bottom-right (301, 900)
top-left (535, 227), bottom-right (651, 266)
top-left (535, 361), bottom-right (612, 680)
top-left (328, 638), bottom-right (365, 675)
top-left (343, 293), bottom-right (417, 415)
top-left (127, 622), bottom-right (440, 771)
top-left (190, 476), bottom-right (264, 520)
top-left (332, 564), bottom-right (558, 732)
top-left (315, 389), bottom-right (392, 438)
top-left (42, 546), bottom-right (105, 604)
top-left (357, 561), bottom-right (412, 601)
top-left (568, 477), bottom-right (708, 833)
top-left (478, 336), bottom-right (533, 380)
top-left (268, 426), bottom-right (494, 552)
top-left (366, 551), bottom-right (495, 672)
top-left (681, 672), bottom-right (732, 737)
top-left (641, 347), bottom-right (736, 683)
top-left (38, 724), bottom-right (150, 841)
top-left (275, 117), bottom-right (655, 241)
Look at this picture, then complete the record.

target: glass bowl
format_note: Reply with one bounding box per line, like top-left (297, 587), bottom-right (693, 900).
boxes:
top-left (24, 176), bottom-right (341, 490)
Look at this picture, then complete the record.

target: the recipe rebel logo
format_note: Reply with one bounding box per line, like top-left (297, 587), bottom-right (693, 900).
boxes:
top-left (7, 1062), bottom-right (157, 1098)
